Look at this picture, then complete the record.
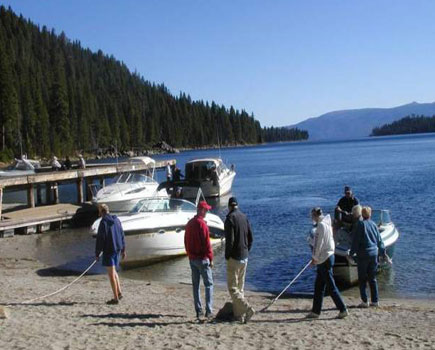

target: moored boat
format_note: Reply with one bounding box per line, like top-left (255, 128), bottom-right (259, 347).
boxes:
top-left (91, 157), bottom-right (165, 212)
top-left (90, 196), bottom-right (225, 268)
top-left (162, 158), bottom-right (236, 198)
top-left (0, 157), bottom-right (40, 177)
top-left (308, 209), bottom-right (399, 285)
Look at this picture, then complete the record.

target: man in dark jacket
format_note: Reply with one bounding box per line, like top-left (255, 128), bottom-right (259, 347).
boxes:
top-left (225, 197), bottom-right (255, 323)
top-left (95, 204), bottom-right (126, 305)
top-left (335, 186), bottom-right (360, 227)
top-left (184, 201), bottom-right (214, 319)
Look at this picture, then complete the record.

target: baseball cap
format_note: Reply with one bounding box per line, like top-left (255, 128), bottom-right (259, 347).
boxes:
top-left (344, 186), bottom-right (352, 193)
top-left (198, 201), bottom-right (211, 210)
top-left (228, 197), bottom-right (238, 206)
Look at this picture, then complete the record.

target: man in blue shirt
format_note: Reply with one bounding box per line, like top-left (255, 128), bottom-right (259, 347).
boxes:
top-left (95, 204), bottom-right (126, 305)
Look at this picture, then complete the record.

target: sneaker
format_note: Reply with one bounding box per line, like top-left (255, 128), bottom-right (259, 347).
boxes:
top-left (337, 309), bottom-right (349, 319)
top-left (371, 302), bottom-right (379, 307)
top-left (305, 312), bottom-right (320, 319)
top-left (196, 310), bottom-right (204, 319)
top-left (106, 299), bottom-right (119, 305)
top-left (118, 293), bottom-right (123, 300)
top-left (205, 312), bottom-right (214, 320)
top-left (358, 301), bottom-right (369, 308)
top-left (244, 307), bottom-right (255, 324)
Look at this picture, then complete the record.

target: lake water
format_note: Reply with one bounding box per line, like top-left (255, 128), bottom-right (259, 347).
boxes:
top-left (10, 133), bottom-right (435, 299)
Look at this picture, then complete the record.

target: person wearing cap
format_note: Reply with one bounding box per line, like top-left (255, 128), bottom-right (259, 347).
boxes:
top-left (184, 200), bottom-right (214, 319)
top-left (95, 204), bottom-right (126, 305)
top-left (225, 197), bottom-right (255, 323)
top-left (306, 207), bottom-right (348, 319)
top-left (335, 186), bottom-right (360, 228)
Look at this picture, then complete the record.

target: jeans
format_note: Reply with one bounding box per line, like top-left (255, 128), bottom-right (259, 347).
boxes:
top-left (357, 255), bottom-right (379, 303)
top-left (312, 255), bottom-right (346, 315)
top-left (227, 258), bottom-right (251, 318)
top-left (189, 258), bottom-right (213, 315)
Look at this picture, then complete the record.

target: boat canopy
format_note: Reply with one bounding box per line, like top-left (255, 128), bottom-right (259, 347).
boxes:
top-left (13, 158), bottom-right (40, 171)
top-left (129, 156), bottom-right (156, 167)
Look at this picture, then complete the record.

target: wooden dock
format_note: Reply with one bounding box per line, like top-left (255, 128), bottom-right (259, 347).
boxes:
top-left (0, 158), bottom-right (175, 237)
top-left (0, 203), bottom-right (84, 236)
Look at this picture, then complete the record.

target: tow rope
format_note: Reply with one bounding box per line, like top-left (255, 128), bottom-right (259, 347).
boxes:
top-left (17, 255), bottom-right (100, 305)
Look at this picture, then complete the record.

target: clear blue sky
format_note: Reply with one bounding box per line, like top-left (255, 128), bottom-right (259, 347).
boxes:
top-left (3, 0), bottom-right (435, 126)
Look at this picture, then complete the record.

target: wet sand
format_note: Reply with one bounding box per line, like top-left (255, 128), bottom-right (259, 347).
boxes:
top-left (1, 235), bottom-right (434, 350)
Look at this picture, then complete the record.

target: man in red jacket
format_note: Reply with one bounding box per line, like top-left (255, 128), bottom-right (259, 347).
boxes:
top-left (184, 200), bottom-right (214, 319)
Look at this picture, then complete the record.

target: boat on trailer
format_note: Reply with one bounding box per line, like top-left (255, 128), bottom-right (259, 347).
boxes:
top-left (308, 209), bottom-right (399, 285)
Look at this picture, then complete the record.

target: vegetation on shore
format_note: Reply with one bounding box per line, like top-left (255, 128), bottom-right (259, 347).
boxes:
top-left (0, 6), bottom-right (307, 162)
top-left (371, 114), bottom-right (435, 136)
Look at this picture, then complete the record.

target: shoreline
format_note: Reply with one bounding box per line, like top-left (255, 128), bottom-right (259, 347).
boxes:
top-left (1, 235), bottom-right (435, 349)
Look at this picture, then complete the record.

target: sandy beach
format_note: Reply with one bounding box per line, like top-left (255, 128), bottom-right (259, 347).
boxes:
top-left (1, 235), bottom-right (434, 350)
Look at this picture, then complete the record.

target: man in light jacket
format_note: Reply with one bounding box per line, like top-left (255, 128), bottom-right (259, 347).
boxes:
top-left (306, 207), bottom-right (348, 319)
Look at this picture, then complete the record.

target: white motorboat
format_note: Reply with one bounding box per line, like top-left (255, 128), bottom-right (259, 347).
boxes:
top-left (91, 157), bottom-right (165, 212)
top-left (0, 157), bottom-right (40, 177)
top-left (90, 196), bottom-right (225, 268)
top-left (308, 209), bottom-right (399, 285)
top-left (166, 158), bottom-right (235, 198)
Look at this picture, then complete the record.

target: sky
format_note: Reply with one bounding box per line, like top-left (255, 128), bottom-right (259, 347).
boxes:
top-left (3, 0), bottom-right (435, 127)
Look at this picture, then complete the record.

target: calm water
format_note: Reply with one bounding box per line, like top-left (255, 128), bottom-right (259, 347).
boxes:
top-left (11, 133), bottom-right (435, 299)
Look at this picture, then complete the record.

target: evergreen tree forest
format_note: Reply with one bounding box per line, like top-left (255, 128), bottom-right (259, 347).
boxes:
top-left (371, 114), bottom-right (435, 136)
top-left (0, 6), bottom-right (308, 161)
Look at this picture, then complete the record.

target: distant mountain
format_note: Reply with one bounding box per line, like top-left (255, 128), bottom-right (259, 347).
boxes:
top-left (288, 102), bottom-right (435, 140)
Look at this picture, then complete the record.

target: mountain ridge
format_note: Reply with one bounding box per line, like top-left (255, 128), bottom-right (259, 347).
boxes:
top-left (288, 102), bottom-right (435, 140)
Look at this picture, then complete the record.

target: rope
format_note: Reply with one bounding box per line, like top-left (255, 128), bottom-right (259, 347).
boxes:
top-left (259, 260), bottom-right (311, 313)
top-left (17, 256), bottom-right (99, 305)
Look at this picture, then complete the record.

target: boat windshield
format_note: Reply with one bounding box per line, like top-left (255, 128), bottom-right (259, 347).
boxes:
top-left (115, 173), bottom-right (153, 184)
top-left (130, 198), bottom-right (197, 213)
top-left (371, 210), bottom-right (392, 226)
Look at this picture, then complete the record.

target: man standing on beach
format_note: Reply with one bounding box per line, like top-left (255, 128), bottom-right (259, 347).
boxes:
top-left (225, 197), bottom-right (255, 323)
top-left (95, 204), bottom-right (126, 305)
top-left (184, 201), bottom-right (214, 319)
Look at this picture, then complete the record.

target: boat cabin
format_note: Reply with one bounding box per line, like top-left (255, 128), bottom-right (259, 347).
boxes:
top-left (185, 159), bottom-right (226, 182)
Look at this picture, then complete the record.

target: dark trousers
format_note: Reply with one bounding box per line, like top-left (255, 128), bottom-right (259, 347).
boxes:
top-left (357, 255), bottom-right (379, 303)
top-left (312, 255), bottom-right (346, 315)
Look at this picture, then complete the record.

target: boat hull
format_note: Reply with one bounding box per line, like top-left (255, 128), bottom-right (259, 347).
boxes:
top-left (333, 225), bottom-right (399, 285)
top-left (121, 232), bottom-right (224, 268)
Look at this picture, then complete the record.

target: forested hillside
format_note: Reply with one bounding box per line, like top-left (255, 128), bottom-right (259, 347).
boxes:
top-left (371, 115), bottom-right (435, 136)
top-left (0, 6), bottom-right (307, 160)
